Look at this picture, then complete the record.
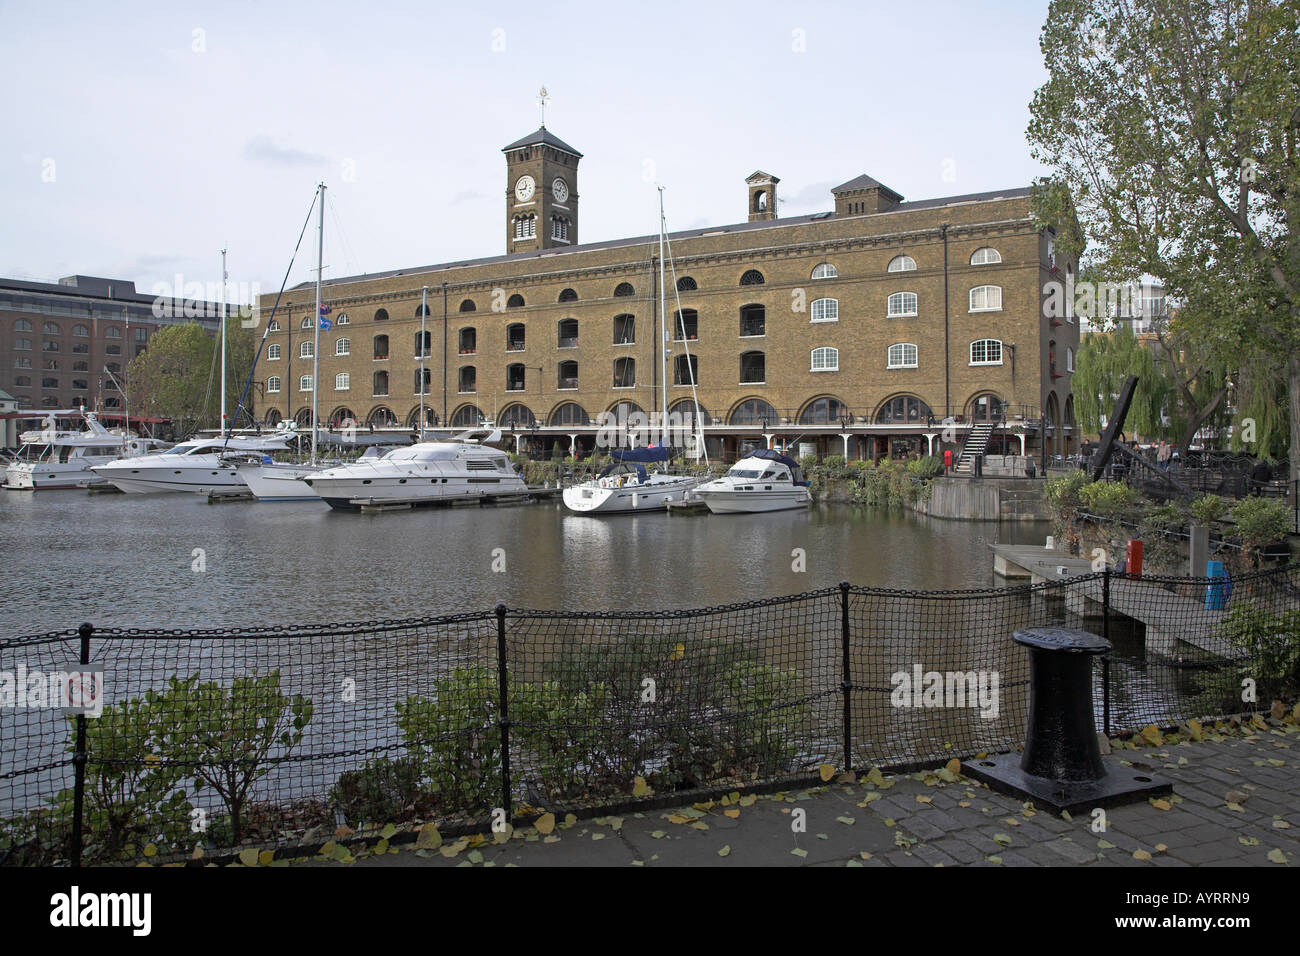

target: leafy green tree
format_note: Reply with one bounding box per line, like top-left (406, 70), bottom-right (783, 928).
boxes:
top-left (1072, 325), bottom-right (1169, 438)
top-left (126, 322), bottom-right (214, 437)
top-left (1029, 0), bottom-right (1300, 479)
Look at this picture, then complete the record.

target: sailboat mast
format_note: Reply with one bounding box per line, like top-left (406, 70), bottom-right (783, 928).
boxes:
top-left (657, 186), bottom-right (668, 448)
top-left (219, 248), bottom-right (227, 437)
top-left (312, 182), bottom-right (325, 465)
top-left (420, 285), bottom-right (428, 440)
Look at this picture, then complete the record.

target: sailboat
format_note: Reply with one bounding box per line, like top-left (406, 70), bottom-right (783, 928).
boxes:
top-left (562, 188), bottom-right (706, 514)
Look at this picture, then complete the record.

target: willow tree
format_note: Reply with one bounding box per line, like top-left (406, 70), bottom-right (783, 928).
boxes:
top-left (1073, 325), bottom-right (1169, 439)
top-left (1028, 0), bottom-right (1300, 480)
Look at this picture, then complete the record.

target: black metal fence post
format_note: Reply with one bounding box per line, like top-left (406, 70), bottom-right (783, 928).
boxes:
top-left (839, 581), bottom-right (852, 772)
top-left (1101, 569), bottom-right (1111, 739)
top-left (70, 622), bottom-right (92, 868)
top-left (495, 604), bottom-right (512, 825)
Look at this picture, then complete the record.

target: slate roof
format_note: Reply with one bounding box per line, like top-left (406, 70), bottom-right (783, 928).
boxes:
top-left (501, 127), bottom-right (583, 157)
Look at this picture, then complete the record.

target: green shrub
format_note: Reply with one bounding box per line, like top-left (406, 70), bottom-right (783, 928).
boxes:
top-left (1213, 605), bottom-right (1300, 694)
top-left (1079, 480), bottom-right (1135, 519)
top-left (799, 454), bottom-right (819, 474)
top-left (1229, 497), bottom-right (1293, 562)
top-left (1190, 493), bottom-right (1228, 526)
top-left (330, 757), bottom-right (427, 826)
top-left (719, 660), bottom-right (807, 777)
top-left (396, 665), bottom-right (502, 813)
top-left (907, 455), bottom-right (944, 480)
top-left (157, 670), bottom-right (312, 844)
top-left (511, 679), bottom-right (610, 802)
top-left (822, 454), bottom-right (846, 475)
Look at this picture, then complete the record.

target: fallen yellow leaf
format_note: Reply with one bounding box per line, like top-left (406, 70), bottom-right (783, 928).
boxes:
top-left (535, 812), bottom-right (556, 835)
top-left (819, 764), bottom-right (835, 782)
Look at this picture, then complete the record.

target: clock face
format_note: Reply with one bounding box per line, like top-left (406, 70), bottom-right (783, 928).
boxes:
top-left (514, 175), bottom-right (536, 202)
top-left (552, 178), bottom-right (569, 202)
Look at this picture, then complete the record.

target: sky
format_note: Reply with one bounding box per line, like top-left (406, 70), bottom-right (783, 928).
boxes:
top-left (1, 0), bottom-right (1053, 298)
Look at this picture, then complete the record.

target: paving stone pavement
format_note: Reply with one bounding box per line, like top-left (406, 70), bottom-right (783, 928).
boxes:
top-left (302, 725), bottom-right (1300, 867)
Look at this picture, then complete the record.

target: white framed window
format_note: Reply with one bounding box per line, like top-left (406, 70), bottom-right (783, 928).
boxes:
top-left (888, 255), bottom-right (917, 273)
top-left (266, 376), bottom-right (281, 393)
top-left (811, 262), bottom-right (837, 279)
top-left (268, 319), bottom-right (280, 331)
top-left (1067, 346), bottom-right (1075, 372)
top-left (299, 341), bottom-right (313, 359)
top-left (970, 247), bottom-right (1002, 265)
top-left (300, 316), bottom-right (312, 329)
top-left (811, 298), bottom-right (839, 323)
top-left (335, 337), bottom-right (350, 356)
top-left (335, 372), bottom-right (350, 391)
top-left (811, 347), bottom-right (839, 372)
top-left (336, 313), bottom-right (350, 325)
top-left (299, 374), bottom-right (314, 392)
top-left (267, 344), bottom-right (281, 360)
top-left (969, 339), bottom-right (1003, 365)
top-left (887, 343), bottom-right (918, 369)
top-left (887, 292), bottom-right (918, 317)
top-left (969, 285), bottom-right (1002, 312)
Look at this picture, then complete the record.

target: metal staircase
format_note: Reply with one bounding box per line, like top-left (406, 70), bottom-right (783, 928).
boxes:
top-left (953, 423), bottom-right (995, 475)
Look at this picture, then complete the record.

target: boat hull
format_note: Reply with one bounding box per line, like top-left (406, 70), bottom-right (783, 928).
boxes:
top-left (3, 462), bottom-right (105, 490)
top-left (694, 488), bottom-right (811, 514)
top-left (232, 461), bottom-right (325, 501)
top-left (91, 458), bottom-right (246, 495)
top-left (307, 475), bottom-right (529, 510)
top-left (561, 477), bottom-right (701, 513)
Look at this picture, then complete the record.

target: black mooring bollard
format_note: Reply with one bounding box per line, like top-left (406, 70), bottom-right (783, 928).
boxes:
top-left (963, 625), bottom-right (1173, 814)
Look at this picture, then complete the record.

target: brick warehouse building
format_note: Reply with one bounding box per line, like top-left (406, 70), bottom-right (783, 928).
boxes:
top-left (258, 126), bottom-right (1080, 463)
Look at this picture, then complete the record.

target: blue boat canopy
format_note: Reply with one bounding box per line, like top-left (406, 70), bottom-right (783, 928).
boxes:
top-left (744, 448), bottom-right (802, 471)
top-left (611, 446), bottom-right (673, 463)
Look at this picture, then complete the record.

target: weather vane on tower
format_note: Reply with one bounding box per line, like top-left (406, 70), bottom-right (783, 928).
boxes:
top-left (538, 86), bottom-right (549, 128)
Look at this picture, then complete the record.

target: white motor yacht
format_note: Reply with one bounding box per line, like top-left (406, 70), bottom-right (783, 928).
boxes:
top-left (91, 431), bottom-right (293, 494)
top-left (3, 412), bottom-right (167, 490)
top-left (693, 449), bottom-right (812, 514)
top-left (302, 429), bottom-right (527, 510)
top-left (562, 447), bottom-right (702, 514)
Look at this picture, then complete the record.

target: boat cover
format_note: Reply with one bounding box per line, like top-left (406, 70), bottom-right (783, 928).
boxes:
top-left (742, 448), bottom-right (802, 471)
top-left (611, 446), bottom-right (673, 463)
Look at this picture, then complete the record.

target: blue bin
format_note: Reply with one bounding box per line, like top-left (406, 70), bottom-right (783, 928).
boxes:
top-left (1205, 560), bottom-right (1229, 610)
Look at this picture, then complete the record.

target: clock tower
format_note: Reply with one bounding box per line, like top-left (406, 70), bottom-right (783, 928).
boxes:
top-left (502, 125), bottom-right (582, 254)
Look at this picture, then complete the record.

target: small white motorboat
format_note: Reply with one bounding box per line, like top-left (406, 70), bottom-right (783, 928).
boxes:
top-left (91, 429), bottom-right (294, 494)
top-left (562, 446), bottom-right (702, 514)
top-left (692, 449), bottom-right (812, 514)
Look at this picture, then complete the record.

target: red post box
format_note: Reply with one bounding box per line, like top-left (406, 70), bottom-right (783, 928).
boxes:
top-left (1125, 539), bottom-right (1143, 577)
top-left (943, 449), bottom-right (953, 472)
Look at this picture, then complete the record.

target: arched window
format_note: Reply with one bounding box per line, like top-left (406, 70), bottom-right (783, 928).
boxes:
top-left (800, 397), bottom-right (849, 425)
top-left (887, 292), bottom-right (918, 316)
top-left (558, 288), bottom-right (578, 302)
top-left (888, 255), bottom-right (917, 273)
top-left (614, 282), bottom-right (635, 297)
top-left (608, 400), bottom-right (645, 419)
top-left (373, 334), bottom-right (389, 360)
top-left (550, 402), bottom-right (589, 426)
top-left (414, 368), bottom-right (431, 394)
top-left (458, 366), bottom-right (476, 393)
top-left (673, 309), bottom-right (698, 341)
top-left (300, 316), bottom-right (313, 329)
top-left (374, 308), bottom-right (389, 321)
top-left (887, 343), bottom-right (918, 368)
top-left (506, 363), bottom-right (526, 391)
top-left (673, 354), bottom-right (698, 386)
top-left (414, 330), bottom-right (431, 357)
top-left (740, 269), bottom-right (765, 286)
top-left (550, 217), bottom-right (569, 241)
top-left (557, 318), bottom-right (578, 348)
top-left (753, 190), bottom-right (767, 212)
top-left (875, 395), bottom-right (932, 423)
top-left (613, 314), bottom-right (635, 345)
top-left (668, 398), bottom-right (712, 426)
top-left (105, 326), bottom-right (122, 338)
top-left (335, 372), bottom-right (350, 391)
top-left (335, 337), bottom-right (350, 356)
top-left (811, 262), bottom-right (837, 279)
top-left (506, 323), bottom-right (525, 351)
top-left (557, 360), bottom-right (578, 390)
top-left (969, 339), bottom-right (1003, 365)
top-left (969, 285), bottom-right (1002, 312)
top-left (811, 347), bottom-right (839, 372)
top-left (295, 407), bottom-right (314, 427)
top-left (299, 341), bottom-right (314, 359)
top-left (416, 303), bottom-right (430, 318)
top-left (500, 404), bottom-right (536, 428)
top-left (14, 319), bottom-right (32, 332)
top-left (730, 398), bottom-right (777, 425)
top-left (299, 374), bottom-right (314, 392)
top-left (450, 404), bottom-right (481, 428)
top-left (970, 247), bottom-right (1002, 265)
top-left (613, 357), bottom-right (636, 388)
top-left (675, 276), bottom-right (697, 292)
top-left (459, 327), bottom-right (476, 354)
top-left (407, 406), bottom-right (437, 428)
top-left (265, 409), bottom-right (282, 425)
top-left (372, 370), bottom-right (390, 396)
top-left (1067, 346), bottom-right (1075, 372)
top-left (739, 351), bottom-right (765, 384)
top-left (368, 406), bottom-right (398, 427)
top-left (331, 408), bottom-right (357, 428)
top-left (268, 319), bottom-right (280, 332)
top-left (13, 375), bottom-right (30, 387)
top-left (969, 393), bottom-right (1005, 423)
top-left (336, 313), bottom-right (350, 325)
top-left (740, 304), bottom-right (765, 337)
top-left (458, 299), bottom-right (476, 313)
top-left (73, 324), bottom-right (89, 337)
top-left (267, 344), bottom-right (281, 360)
top-left (43, 322), bottom-right (60, 334)
top-left (507, 294), bottom-right (525, 308)
top-left (267, 376), bottom-right (281, 393)
top-left (811, 298), bottom-right (839, 323)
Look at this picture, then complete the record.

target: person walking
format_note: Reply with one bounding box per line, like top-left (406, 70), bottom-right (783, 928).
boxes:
top-left (1156, 440), bottom-right (1171, 471)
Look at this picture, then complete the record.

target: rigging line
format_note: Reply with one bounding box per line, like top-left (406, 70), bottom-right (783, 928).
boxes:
top-left (200, 319), bottom-right (220, 430)
top-left (224, 188), bottom-right (319, 448)
top-left (327, 191), bottom-right (362, 281)
top-left (662, 213), bottom-right (710, 468)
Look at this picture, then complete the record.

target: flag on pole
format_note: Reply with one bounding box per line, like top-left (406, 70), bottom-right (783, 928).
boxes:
top-left (319, 316), bottom-right (332, 330)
